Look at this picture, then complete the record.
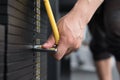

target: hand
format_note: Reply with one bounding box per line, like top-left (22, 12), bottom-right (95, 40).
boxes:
top-left (42, 12), bottom-right (85, 60)
top-left (42, 0), bottom-right (103, 60)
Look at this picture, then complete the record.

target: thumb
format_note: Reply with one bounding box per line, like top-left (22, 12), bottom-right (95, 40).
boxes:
top-left (42, 35), bottom-right (55, 48)
top-left (54, 43), bottom-right (68, 60)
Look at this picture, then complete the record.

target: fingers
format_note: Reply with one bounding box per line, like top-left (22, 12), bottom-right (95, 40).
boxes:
top-left (43, 36), bottom-right (82, 61)
top-left (42, 35), bottom-right (55, 48)
top-left (53, 43), bottom-right (68, 60)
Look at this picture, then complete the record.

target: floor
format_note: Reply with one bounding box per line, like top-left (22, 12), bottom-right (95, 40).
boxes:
top-left (71, 66), bottom-right (119, 80)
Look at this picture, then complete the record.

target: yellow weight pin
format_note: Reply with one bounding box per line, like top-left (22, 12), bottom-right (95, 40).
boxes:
top-left (34, 0), bottom-right (59, 53)
top-left (44, 0), bottom-right (59, 44)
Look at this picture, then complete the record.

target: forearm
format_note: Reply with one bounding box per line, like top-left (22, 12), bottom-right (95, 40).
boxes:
top-left (68, 0), bottom-right (104, 27)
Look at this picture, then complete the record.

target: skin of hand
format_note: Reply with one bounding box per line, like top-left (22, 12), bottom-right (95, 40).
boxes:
top-left (43, 12), bottom-right (85, 60)
top-left (42, 0), bottom-right (104, 60)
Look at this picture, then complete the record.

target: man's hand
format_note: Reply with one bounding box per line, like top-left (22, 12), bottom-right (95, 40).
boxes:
top-left (42, 13), bottom-right (85, 60)
top-left (42, 0), bottom-right (103, 60)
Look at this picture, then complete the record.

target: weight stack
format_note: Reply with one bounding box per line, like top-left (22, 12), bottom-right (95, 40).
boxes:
top-left (0, 0), bottom-right (49, 80)
top-left (0, 25), bottom-right (5, 80)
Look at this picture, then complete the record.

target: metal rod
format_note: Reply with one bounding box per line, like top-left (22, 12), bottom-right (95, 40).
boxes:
top-left (33, 45), bottom-right (57, 53)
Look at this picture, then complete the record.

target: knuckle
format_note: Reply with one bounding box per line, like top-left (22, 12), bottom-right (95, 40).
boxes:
top-left (55, 57), bottom-right (61, 61)
top-left (74, 45), bottom-right (80, 50)
top-left (74, 41), bottom-right (81, 50)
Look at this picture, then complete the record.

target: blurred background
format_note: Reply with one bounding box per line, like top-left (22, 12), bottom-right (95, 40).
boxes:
top-left (0, 0), bottom-right (119, 80)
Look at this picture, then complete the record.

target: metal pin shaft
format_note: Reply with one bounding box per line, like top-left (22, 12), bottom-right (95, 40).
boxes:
top-left (33, 45), bottom-right (57, 53)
